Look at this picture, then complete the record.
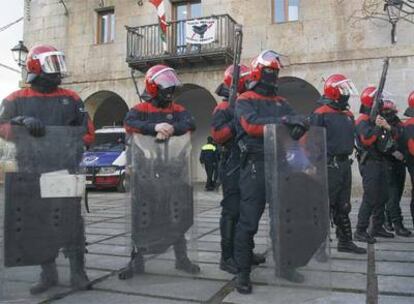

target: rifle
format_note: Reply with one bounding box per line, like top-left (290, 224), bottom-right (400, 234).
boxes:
top-left (228, 24), bottom-right (243, 107)
top-left (370, 58), bottom-right (389, 123)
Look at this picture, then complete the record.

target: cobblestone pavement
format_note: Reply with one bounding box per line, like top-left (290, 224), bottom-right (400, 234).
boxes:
top-left (2, 187), bottom-right (414, 303)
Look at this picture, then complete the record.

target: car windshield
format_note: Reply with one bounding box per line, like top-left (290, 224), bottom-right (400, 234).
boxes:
top-left (90, 133), bottom-right (125, 152)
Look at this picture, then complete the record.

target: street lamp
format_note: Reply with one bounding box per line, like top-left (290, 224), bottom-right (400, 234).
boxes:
top-left (11, 40), bottom-right (29, 68)
top-left (384, 0), bottom-right (404, 44)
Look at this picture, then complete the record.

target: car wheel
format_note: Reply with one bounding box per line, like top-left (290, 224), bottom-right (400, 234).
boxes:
top-left (117, 174), bottom-right (127, 193)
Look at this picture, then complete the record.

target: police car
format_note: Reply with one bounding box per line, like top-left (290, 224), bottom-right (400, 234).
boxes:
top-left (80, 127), bottom-right (127, 192)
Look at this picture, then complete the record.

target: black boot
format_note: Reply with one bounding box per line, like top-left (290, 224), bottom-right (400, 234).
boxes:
top-left (279, 268), bottom-right (305, 283)
top-left (337, 241), bottom-right (367, 254)
top-left (354, 230), bottom-right (376, 244)
top-left (336, 215), bottom-right (367, 254)
top-left (30, 262), bottom-right (58, 295)
top-left (370, 226), bottom-right (394, 238)
top-left (251, 253), bottom-right (266, 265)
top-left (236, 272), bottom-right (252, 294)
top-left (220, 216), bottom-right (237, 273)
top-left (118, 249), bottom-right (145, 280)
top-left (394, 223), bottom-right (412, 237)
top-left (68, 251), bottom-right (90, 290)
top-left (174, 237), bottom-right (200, 274)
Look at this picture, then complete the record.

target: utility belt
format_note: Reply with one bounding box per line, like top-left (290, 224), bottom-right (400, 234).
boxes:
top-left (238, 139), bottom-right (264, 169)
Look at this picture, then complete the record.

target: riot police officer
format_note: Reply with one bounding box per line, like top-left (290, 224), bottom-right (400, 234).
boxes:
top-left (233, 50), bottom-right (308, 294)
top-left (120, 64), bottom-right (200, 280)
top-left (211, 64), bottom-right (265, 275)
top-left (402, 91), bottom-right (414, 229)
top-left (0, 44), bottom-right (94, 294)
top-left (381, 100), bottom-right (411, 237)
top-left (310, 74), bottom-right (366, 254)
top-left (354, 87), bottom-right (396, 243)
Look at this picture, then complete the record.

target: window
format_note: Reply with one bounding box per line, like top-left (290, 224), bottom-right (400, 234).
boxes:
top-left (172, 1), bottom-right (202, 53)
top-left (273, 0), bottom-right (299, 23)
top-left (173, 1), bottom-right (202, 21)
top-left (97, 8), bottom-right (115, 44)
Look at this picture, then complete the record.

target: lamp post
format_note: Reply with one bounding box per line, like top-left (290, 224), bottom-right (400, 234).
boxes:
top-left (11, 40), bottom-right (29, 68)
top-left (384, 0), bottom-right (404, 44)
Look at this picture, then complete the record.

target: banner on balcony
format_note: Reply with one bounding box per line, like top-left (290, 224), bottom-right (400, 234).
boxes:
top-left (185, 18), bottom-right (216, 44)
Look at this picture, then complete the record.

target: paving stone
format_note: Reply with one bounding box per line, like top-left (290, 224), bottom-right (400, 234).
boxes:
top-left (52, 290), bottom-right (195, 304)
top-left (94, 273), bottom-right (225, 303)
top-left (223, 289), bottom-right (365, 304)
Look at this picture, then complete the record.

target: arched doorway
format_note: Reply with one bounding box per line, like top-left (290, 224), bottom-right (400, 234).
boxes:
top-left (175, 84), bottom-right (217, 182)
top-left (84, 91), bottom-right (129, 129)
top-left (278, 77), bottom-right (321, 114)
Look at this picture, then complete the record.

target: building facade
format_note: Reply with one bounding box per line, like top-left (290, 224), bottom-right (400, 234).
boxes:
top-left (23, 0), bottom-right (414, 183)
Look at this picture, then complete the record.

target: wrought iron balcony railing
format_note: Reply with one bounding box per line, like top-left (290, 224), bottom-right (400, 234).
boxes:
top-left (126, 14), bottom-right (237, 72)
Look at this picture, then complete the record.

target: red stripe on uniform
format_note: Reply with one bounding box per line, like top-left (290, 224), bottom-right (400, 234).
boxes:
top-left (213, 101), bottom-right (230, 114)
top-left (133, 102), bottom-right (185, 114)
top-left (356, 114), bottom-right (377, 146)
top-left (211, 126), bottom-right (232, 144)
top-left (238, 91), bottom-right (285, 103)
top-left (240, 116), bottom-right (263, 137)
top-left (83, 119), bottom-right (95, 146)
top-left (314, 105), bottom-right (353, 117)
top-left (5, 88), bottom-right (81, 102)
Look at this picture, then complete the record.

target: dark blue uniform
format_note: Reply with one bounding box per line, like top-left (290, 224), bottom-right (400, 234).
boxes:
top-left (120, 99), bottom-right (199, 279)
top-left (403, 118), bottom-right (414, 227)
top-left (233, 90), bottom-right (295, 274)
top-left (211, 99), bottom-right (241, 268)
top-left (310, 102), bottom-right (356, 245)
top-left (355, 114), bottom-right (397, 236)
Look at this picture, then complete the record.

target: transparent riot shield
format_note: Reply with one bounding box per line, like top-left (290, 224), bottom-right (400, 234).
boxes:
top-left (263, 124), bottom-right (331, 303)
top-left (116, 133), bottom-right (202, 300)
top-left (0, 126), bottom-right (88, 303)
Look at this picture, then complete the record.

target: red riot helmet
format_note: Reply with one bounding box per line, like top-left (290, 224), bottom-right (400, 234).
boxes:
top-left (26, 45), bottom-right (67, 82)
top-left (223, 64), bottom-right (250, 94)
top-left (250, 50), bottom-right (282, 82)
top-left (360, 86), bottom-right (377, 108)
top-left (323, 74), bottom-right (358, 100)
top-left (404, 91), bottom-right (414, 117)
top-left (145, 64), bottom-right (182, 99)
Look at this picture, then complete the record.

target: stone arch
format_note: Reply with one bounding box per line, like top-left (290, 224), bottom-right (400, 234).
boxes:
top-left (84, 91), bottom-right (129, 129)
top-left (278, 77), bottom-right (321, 114)
top-left (175, 84), bottom-right (217, 182)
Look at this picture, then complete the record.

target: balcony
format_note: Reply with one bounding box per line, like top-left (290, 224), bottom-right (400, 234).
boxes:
top-left (126, 14), bottom-right (237, 72)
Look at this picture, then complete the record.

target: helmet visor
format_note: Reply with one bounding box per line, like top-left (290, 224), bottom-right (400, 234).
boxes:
top-left (151, 68), bottom-right (182, 89)
top-left (35, 51), bottom-right (68, 75)
top-left (332, 79), bottom-right (359, 96)
top-left (368, 88), bottom-right (392, 100)
top-left (256, 50), bottom-right (282, 69)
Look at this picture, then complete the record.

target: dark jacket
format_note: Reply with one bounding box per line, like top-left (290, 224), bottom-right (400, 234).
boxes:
top-left (310, 103), bottom-right (355, 156)
top-left (355, 113), bottom-right (398, 160)
top-left (124, 101), bottom-right (195, 136)
top-left (234, 90), bottom-right (295, 152)
top-left (0, 87), bottom-right (95, 145)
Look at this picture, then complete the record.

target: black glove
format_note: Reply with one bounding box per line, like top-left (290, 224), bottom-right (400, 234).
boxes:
top-left (11, 116), bottom-right (45, 137)
top-left (283, 115), bottom-right (309, 140)
top-left (289, 125), bottom-right (307, 140)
